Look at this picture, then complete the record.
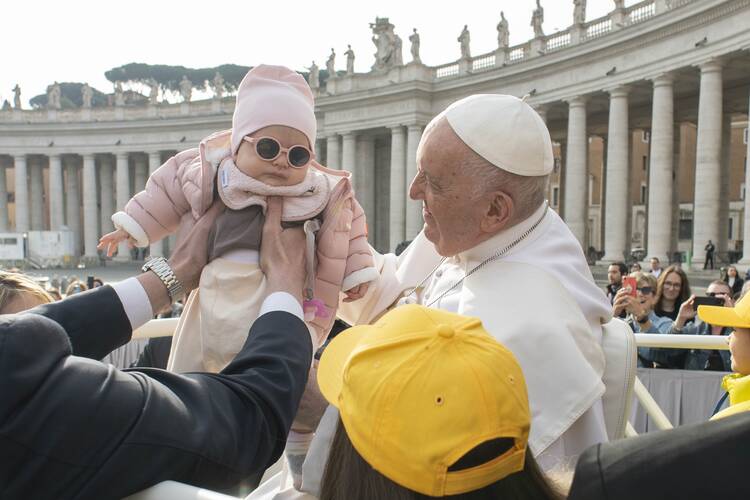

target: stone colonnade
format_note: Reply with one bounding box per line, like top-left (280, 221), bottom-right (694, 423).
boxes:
top-left (0, 150), bottom-right (175, 261)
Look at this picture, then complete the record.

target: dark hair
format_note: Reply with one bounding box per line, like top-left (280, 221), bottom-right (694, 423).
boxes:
top-left (320, 418), bottom-right (564, 500)
top-left (609, 262), bottom-right (627, 276)
top-left (655, 265), bottom-right (691, 313)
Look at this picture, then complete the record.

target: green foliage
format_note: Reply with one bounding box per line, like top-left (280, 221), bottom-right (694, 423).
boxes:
top-left (29, 82), bottom-right (109, 109)
top-left (104, 63), bottom-right (253, 93)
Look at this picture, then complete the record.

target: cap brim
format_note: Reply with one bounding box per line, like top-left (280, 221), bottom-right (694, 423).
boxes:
top-left (697, 305), bottom-right (750, 328)
top-left (317, 324), bottom-right (370, 408)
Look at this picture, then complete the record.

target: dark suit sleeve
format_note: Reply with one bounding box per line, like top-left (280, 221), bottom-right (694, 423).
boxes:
top-left (27, 284), bottom-right (133, 359)
top-left (0, 310), bottom-right (312, 499)
top-left (568, 412), bottom-right (750, 500)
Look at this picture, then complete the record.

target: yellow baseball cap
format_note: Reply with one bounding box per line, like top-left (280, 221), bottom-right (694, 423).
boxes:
top-left (698, 292), bottom-right (750, 329)
top-left (317, 304), bottom-right (530, 497)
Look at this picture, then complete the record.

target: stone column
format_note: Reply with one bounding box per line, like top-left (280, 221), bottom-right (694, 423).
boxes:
top-left (48, 154), bottom-right (64, 231)
top-left (65, 158), bottom-right (82, 256)
top-left (602, 87), bottom-right (630, 263)
top-left (718, 113), bottom-right (731, 255)
top-left (99, 155), bottom-right (115, 235)
top-left (0, 164), bottom-right (8, 231)
top-left (115, 152), bottom-right (131, 260)
top-left (13, 154), bottom-right (29, 232)
top-left (82, 153), bottom-right (99, 259)
top-left (389, 125), bottom-right (407, 250)
top-left (326, 134), bottom-right (341, 169)
top-left (148, 151), bottom-right (164, 257)
top-left (341, 132), bottom-right (357, 174)
top-left (692, 61), bottom-right (723, 268)
top-left (356, 136), bottom-right (376, 231)
top-left (134, 154), bottom-right (148, 194)
top-left (646, 75), bottom-right (674, 263)
top-left (29, 158), bottom-right (44, 230)
top-left (740, 89), bottom-right (750, 266)
top-left (405, 124), bottom-right (424, 238)
top-left (564, 97), bottom-right (588, 247)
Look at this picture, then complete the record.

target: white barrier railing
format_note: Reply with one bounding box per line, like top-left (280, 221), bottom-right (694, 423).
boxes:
top-left (629, 333), bottom-right (729, 435)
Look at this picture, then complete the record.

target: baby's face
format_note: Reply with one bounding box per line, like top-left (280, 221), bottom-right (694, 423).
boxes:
top-left (729, 327), bottom-right (750, 375)
top-left (235, 125), bottom-right (311, 186)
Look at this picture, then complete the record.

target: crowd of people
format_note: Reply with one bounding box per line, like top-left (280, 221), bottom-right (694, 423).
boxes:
top-left (606, 258), bottom-right (748, 372)
top-left (2, 67), bottom-right (750, 500)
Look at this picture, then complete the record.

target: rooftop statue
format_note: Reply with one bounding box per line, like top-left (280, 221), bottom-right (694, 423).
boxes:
top-left (307, 61), bottom-right (320, 90)
top-left (409, 28), bottom-right (421, 64)
top-left (370, 17), bottom-right (397, 72)
top-left (326, 48), bottom-right (337, 78)
top-left (458, 25), bottom-right (471, 59)
top-left (345, 45), bottom-right (355, 75)
top-left (497, 11), bottom-right (510, 48)
top-left (13, 84), bottom-right (21, 109)
top-left (179, 75), bottom-right (192, 102)
top-left (212, 72), bottom-right (225, 99)
top-left (81, 83), bottom-right (93, 109)
top-left (531, 0), bottom-right (545, 38)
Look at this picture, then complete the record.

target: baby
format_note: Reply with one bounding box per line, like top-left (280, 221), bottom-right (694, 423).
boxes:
top-left (696, 292), bottom-right (750, 420)
top-left (99, 64), bottom-right (377, 372)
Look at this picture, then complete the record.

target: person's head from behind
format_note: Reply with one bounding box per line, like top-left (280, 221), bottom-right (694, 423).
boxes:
top-left (409, 95), bottom-right (551, 257)
top-left (0, 271), bottom-right (54, 314)
top-left (650, 257), bottom-right (660, 271)
top-left (697, 291), bottom-right (750, 375)
top-left (608, 262), bottom-right (627, 286)
top-left (318, 305), bottom-right (563, 500)
top-left (656, 265), bottom-right (691, 307)
top-left (631, 272), bottom-right (658, 314)
top-left (230, 65), bottom-right (317, 188)
top-left (65, 281), bottom-right (87, 296)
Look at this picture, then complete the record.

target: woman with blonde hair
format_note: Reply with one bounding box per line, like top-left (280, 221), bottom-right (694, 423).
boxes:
top-left (0, 271), bottom-right (54, 314)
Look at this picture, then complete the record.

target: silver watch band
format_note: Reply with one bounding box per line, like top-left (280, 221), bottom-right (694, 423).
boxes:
top-left (142, 257), bottom-right (184, 302)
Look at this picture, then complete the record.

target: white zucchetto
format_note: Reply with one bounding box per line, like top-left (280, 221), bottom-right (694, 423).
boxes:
top-left (440, 94), bottom-right (554, 177)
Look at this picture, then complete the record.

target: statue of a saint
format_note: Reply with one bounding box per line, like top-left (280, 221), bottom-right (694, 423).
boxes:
top-left (148, 78), bottom-right (159, 105)
top-left (370, 17), bottom-right (397, 72)
top-left (114, 82), bottom-right (125, 107)
top-left (573, 0), bottom-right (587, 25)
top-left (531, 0), bottom-right (545, 38)
top-left (326, 48), bottom-right (336, 78)
top-left (344, 45), bottom-right (355, 75)
top-left (2, 100), bottom-right (11, 111)
top-left (47, 82), bottom-right (61, 110)
top-left (212, 72), bottom-right (225, 99)
top-left (613, 0), bottom-right (625, 9)
top-left (179, 75), bottom-right (192, 102)
top-left (497, 11), bottom-right (510, 48)
top-left (12, 84), bottom-right (21, 109)
top-left (81, 83), bottom-right (93, 108)
top-left (409, 28), bottom-right (421, 64)
top-left (458, 25), bottom-right (471, 59)
top-left (307, 61), bottom-right (320, 90)
top-left (393, 34), bottom-right (403, 66)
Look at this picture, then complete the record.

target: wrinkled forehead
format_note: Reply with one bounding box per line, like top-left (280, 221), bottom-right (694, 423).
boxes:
top-left (417, 118), bottom-right (475, 168)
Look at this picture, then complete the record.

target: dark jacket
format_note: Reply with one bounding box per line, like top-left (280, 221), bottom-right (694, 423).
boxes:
top-left (677, 321), bottom-right (732, 371)
top-left (568, 411), bottom-right (750, 500)
top-left (0, 285), bottom-right (311, 499)
top-left (724, 275), bottom-right (744, 298)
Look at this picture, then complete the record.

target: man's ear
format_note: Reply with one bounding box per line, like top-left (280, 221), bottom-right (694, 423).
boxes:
top-left (481, 191), bottom-right (514, 233)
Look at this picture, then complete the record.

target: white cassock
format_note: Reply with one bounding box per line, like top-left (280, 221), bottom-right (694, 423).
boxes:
top-left (248, 202), bottom-right (613, 499)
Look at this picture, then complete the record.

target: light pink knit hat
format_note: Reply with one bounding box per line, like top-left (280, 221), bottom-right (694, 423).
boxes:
top-left (230, 64), bottom-right (317, 155)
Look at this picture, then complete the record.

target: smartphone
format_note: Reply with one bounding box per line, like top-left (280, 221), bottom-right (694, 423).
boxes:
top-left (622, 276), bottom-right (637, 297)
top-left (86, 276), bottom-right (95, 289)
top-left (693, 296), bottom-right (724, 308)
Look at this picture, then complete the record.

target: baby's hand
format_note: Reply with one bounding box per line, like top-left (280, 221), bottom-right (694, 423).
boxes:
top-left (343, 282), bottom-right (369, 302)
top-left (97, 228), bottom-right (134, 257)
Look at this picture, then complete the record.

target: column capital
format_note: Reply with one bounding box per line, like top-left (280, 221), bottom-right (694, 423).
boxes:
top-left (564, 95), bottom-right (588, 107)
top-left (606, 85), bottom-right (630, 98)
top-left (696, 58), bottom-right (724, 73)
top-left (341, 131), bottom-right (358, 140)
top-left (388, 124), bottom-right (405, 132)
top-left (650, 72), bottom-right (674, 86)
top-left (82, 153), bottom-right (96, 162)
top-left (13, 154), bottom-right (27, 163)
top-left (115, 151), bottom-right (129, 161)
top-left (406, 123), bottom-right (424, 132)
top-left (325, 132), bottom-right (340, 139)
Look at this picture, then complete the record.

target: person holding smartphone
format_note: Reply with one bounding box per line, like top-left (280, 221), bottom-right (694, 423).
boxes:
top-left (671, 280), bottom-right (734, 371)
top-left (613, 272), bottom-right (673, 367)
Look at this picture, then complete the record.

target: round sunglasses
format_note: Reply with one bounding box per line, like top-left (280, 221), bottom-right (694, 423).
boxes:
top-left (243, 136), bottom-right (313, 168)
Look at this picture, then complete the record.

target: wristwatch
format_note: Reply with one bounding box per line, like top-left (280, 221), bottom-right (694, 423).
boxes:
top-left (142, 257), bottom-right (184, 303)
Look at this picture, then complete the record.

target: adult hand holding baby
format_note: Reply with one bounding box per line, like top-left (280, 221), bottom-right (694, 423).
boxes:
top-left (261, 196), bottom-right (306, 305)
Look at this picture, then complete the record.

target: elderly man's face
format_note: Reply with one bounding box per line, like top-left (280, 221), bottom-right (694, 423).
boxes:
top-left (408, 121), bottom-right (491, 256)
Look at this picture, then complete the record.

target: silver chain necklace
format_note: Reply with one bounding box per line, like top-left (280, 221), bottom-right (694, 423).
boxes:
top-left (405, 202), bottom-right (549, 307)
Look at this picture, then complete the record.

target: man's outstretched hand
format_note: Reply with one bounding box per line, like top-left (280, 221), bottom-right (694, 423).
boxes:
top-left (261, 197), bottom-right (307, 304)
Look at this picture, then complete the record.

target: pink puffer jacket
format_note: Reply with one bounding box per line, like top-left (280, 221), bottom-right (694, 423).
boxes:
top-left (113, 130), bottom-right (376, 336)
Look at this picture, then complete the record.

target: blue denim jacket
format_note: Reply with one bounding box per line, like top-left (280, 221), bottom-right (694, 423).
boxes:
top-left (675, 321), bottom-right (732, 371)
top-left (629, 311), bottom-right (674, 367)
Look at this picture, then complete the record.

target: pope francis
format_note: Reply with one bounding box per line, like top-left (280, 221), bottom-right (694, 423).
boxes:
top-left (249, 94), bottom-right (613, 498)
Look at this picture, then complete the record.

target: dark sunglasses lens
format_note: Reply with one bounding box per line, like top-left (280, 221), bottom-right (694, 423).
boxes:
top-left (256, 138), bottom-right (280, 159)
top-left (288, 146), bottom-right (311, 167)
top-left (638, 287), bottom-right (653, 295)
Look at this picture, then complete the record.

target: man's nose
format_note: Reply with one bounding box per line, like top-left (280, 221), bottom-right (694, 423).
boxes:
top-left (408, 173), bottom-right (423, 200)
